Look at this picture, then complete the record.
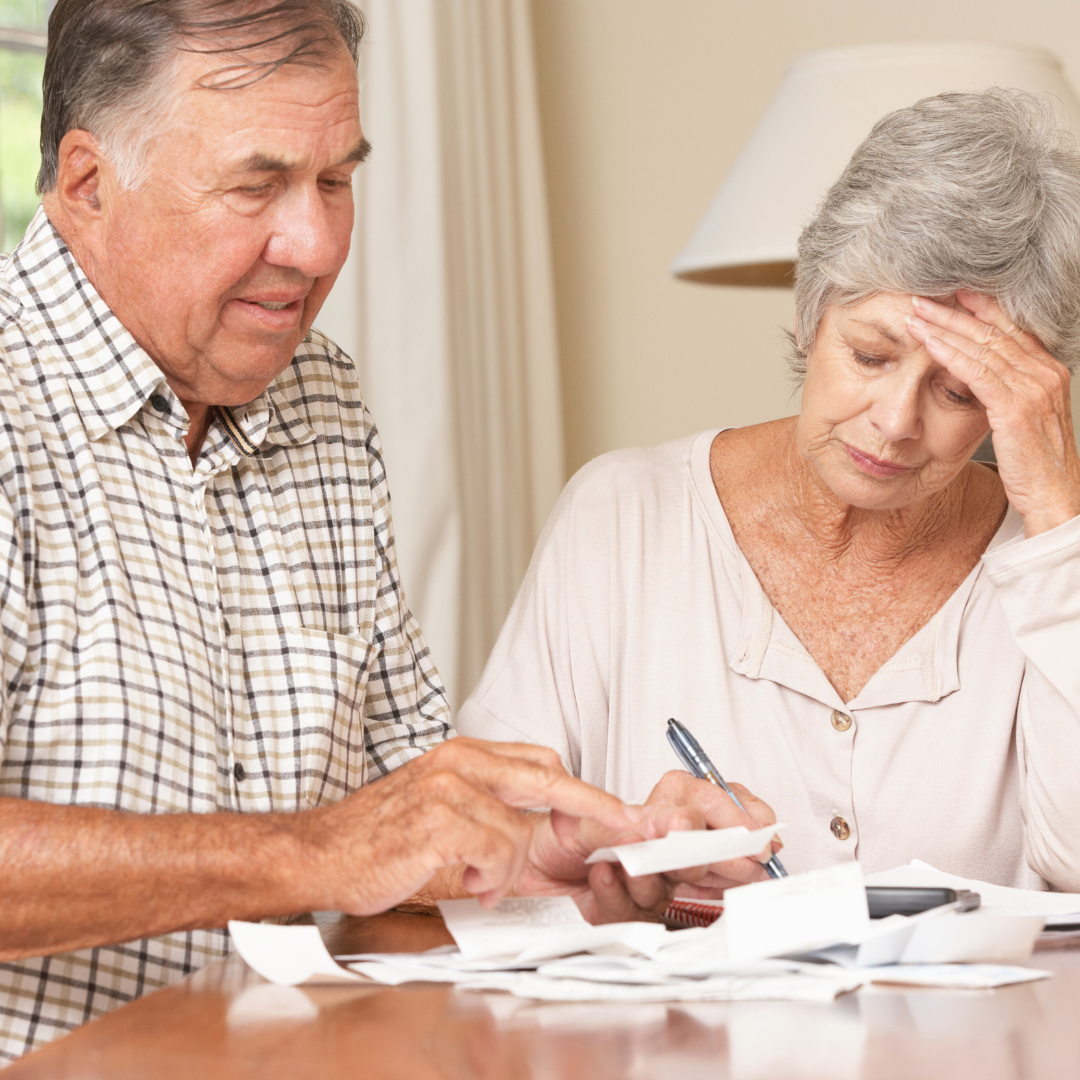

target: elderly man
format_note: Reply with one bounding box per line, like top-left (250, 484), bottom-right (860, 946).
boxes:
top-left (0, 0), bottom-right (778, 1063)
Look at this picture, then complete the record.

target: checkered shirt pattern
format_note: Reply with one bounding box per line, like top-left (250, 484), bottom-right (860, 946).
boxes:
top-left (0, 208), bottom-right (451, 1064)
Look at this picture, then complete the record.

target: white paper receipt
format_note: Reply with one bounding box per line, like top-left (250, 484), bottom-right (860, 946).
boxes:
top-left (723, 862), bottom-right (870, 961)
top-left (585, 824), bottom-right (783, 877)
top-left (437, 896), bottom-right (587, 960)
top-left (228, 921), bottom-right (363, 986)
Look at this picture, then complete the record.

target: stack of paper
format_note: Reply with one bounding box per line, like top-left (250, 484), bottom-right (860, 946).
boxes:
top-left (335, 878), bottom-right (1049, 1000)
top-left (226, 830), bottom-right (1062, 1003)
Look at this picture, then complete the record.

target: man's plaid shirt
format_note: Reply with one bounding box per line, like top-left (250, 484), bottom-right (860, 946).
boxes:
top-left (0, 209), bottom-right (451, 1064)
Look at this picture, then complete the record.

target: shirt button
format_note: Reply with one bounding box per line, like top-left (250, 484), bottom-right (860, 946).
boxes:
top-left (831, 710), bottom-right (852, 732)
top-left (234, 762), bottom-right (246, 782)
top-left (830, 815), bottom-right (851, 840)
top-left (150, 394), bottom-right (170, 413)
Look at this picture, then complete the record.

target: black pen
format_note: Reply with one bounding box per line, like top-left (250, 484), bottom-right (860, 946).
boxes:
top-left (665, 717), bottom-right (788, 879)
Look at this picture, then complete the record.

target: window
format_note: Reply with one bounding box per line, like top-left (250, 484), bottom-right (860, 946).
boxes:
top-left (0, 1), bottom-right (48, 252)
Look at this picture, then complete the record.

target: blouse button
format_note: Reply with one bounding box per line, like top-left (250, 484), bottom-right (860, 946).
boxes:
top-left (831, 710), bottom-right (852, 731)
top-left (830, 815), bottom-right (851, 840)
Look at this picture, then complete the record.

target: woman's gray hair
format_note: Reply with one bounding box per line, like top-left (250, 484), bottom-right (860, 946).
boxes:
top-left (791, 89), bottom-right (1080, 377)
top-left (38, 0), bottom-right (365, 194)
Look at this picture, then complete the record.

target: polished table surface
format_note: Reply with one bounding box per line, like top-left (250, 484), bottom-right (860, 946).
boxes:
top-left (8, 913), bottom-right (1080, 1079)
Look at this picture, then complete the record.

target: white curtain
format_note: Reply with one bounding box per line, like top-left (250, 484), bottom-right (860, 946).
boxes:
top-left (316, 0), bottom-right (564, 710)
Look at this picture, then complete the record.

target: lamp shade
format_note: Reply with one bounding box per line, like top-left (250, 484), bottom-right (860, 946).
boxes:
top-left (671, 42), bottom-right (1080, 287)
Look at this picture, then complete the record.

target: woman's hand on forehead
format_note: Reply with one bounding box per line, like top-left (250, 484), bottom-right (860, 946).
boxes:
top-left (905, 291), bottom-right (1080, 537)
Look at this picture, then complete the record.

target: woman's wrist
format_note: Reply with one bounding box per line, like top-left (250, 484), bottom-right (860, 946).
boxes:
top-left (1022, 498), bottom-right (1080, 539)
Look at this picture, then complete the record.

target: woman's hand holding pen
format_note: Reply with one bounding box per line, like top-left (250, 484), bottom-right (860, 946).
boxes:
top-left (643, 771), bottom-right (782, 898)
top-left (516, 769), bottom-right (784, 919)
top-left (518, 798), bottom-right (718, 923)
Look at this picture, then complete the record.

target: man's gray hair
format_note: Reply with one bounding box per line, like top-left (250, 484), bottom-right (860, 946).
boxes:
top-left (792, 89), bottom-right (1080, 377)
top-left (37, 0), bottom-right (365, 194)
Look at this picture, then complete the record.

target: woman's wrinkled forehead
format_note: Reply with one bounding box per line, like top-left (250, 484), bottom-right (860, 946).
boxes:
top-left (817, 291), bottom-right (957, 343)
top-left (830, 289), bottom-right (959, 317)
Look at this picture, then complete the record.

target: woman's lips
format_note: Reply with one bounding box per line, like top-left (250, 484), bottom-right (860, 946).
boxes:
top-left (843, 443), bottom-right (911, 477)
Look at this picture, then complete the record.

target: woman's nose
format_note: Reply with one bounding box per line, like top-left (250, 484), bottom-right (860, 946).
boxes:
top-left (868, 379), bottom-right (923, 443)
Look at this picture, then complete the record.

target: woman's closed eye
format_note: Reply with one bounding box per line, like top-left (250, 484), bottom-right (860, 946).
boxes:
top-left (852, 350), bottom-right (890, 368)
top-left (941, 383), bottom-right (976, 406)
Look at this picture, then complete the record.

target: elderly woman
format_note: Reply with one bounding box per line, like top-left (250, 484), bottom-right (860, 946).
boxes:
top-left (456, 89), bottom-right (1080, 893)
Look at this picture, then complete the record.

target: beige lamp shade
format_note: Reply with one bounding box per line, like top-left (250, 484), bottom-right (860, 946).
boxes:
top-left (672, 42), bottom-right (1080, 287)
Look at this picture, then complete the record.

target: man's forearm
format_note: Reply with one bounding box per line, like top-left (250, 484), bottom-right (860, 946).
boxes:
top-left (0, 739), bottom-right (649, 961)
top-left (0, 797), bottom-right (324, 961)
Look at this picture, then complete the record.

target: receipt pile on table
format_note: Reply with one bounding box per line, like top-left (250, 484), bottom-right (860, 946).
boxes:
top-left (228, 828), bottom-right (1054, 1002)
top-left (865, 859), bottom-right (1080, 928)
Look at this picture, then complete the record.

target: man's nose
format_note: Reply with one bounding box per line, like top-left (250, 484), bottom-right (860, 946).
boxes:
top-left (263, 185), bottom-right (351, 279)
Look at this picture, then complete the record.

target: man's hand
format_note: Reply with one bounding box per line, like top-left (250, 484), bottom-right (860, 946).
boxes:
top-left (308, 738), bottom-right (646, 915)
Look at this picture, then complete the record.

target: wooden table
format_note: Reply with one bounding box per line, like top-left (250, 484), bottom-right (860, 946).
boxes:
top-left (8, 914), bottom-right (1080, 1079)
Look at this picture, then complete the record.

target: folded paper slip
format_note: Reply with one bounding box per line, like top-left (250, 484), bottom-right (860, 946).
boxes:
top-left (228, 921), bottom-right (363, 986)
top-left (586, 823), bottom-right (783, 876)
top-left (436, 896), bottom-right (671, 961)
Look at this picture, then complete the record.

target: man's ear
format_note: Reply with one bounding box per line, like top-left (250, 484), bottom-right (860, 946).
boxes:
top-left (52, 129), bottom-right (112, 229)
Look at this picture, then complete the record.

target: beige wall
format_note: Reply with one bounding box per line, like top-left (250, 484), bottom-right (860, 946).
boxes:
top-left (532, 0), bottom-right (1080, 477)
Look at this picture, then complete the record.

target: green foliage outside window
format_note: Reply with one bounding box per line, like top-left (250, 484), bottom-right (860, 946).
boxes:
top-left (0, 48), bottom-right (44, 251)
top-left (0, 0), bottom-right (48, 252)
top-left (0, 0), bottom-right (47, 27)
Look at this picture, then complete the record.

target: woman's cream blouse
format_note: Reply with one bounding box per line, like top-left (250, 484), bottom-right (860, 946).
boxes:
top-left (456, 430), bottom-right (1080, 891)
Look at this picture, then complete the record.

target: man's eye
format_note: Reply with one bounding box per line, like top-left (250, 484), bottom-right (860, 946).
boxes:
top-left (239, 183), bottom-right (273, 196)
top-left (319, 177), bottom-right (352, 190)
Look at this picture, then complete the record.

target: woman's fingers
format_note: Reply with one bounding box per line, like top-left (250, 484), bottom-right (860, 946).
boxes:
top-left (645, 773), bottom-right (782, 862)
top-left (907, 307), bottom-right (1066, 418)
top-left (953, 290), bottom-right (1058, 368)
top-left (906, 317), bottom-right (1010, 401)
top-left (727, 782), bottom-right (778, 831)
top-left (585, 862), bottom-right (672, 923)
top-left (646, 771), bottom-right (762, 830)
top-left (912, 294), bottom-right (1050, 366)
top-left (909, 294), bottom-right (1058, 403)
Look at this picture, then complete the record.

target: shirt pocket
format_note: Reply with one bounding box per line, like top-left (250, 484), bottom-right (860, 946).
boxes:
top-left (233, 625), bottom-right (379, 811)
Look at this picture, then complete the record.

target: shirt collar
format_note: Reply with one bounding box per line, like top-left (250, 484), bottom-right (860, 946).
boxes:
top-left (215, 383), bottom-right (318, 458)
top-left (6, 207), bottom-right (168, 441)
